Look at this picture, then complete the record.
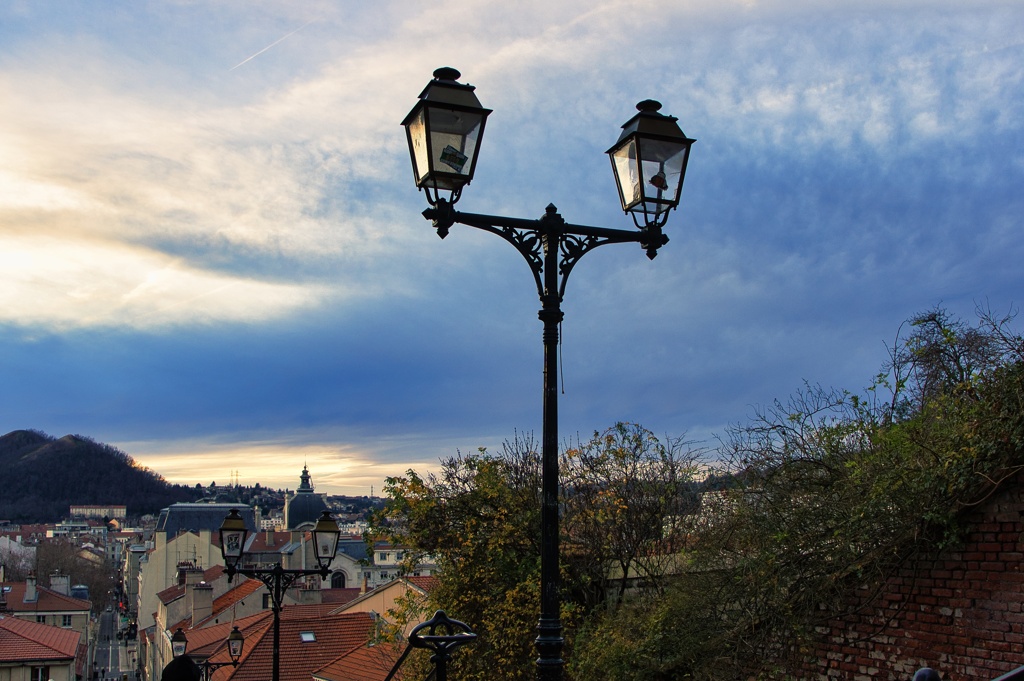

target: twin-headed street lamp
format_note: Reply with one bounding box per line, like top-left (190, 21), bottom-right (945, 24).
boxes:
top-left (216, 509), bottom-right (341, 681)
top-left (166, 626), bottom-right (243, 681)
top-left (402, 68), bottom-right (694, 681)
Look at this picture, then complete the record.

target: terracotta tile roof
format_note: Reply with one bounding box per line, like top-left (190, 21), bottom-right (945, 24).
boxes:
top-left (0, 614), bottom-right (81, 661)
top-left (225, 608), bottom-right (373, 681)
top-left (207, 615), bottom-right (274, 681)
top-left (280, 603), bottom-right (341, 620)
top-left (180, 611), bottom-right (272, 660)
top-left (171, 578), bottom-right (265, 632)
top-left (0, 582), bottom-right (92, 613)
top-left (314, 642), bottom-right (406, 681)
top-left (207, 578), bottom-right (264, 620)
top-left (404, 576), bottom-right (438, 593)
top-left (319, 588), bottom-right (362, 605)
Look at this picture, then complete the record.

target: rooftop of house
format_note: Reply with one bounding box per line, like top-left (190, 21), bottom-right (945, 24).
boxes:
top-left (0, 581), bottom-right (92, 614)
top-left (156, 504), bottom-right (255, 536)
top-left (179, 610), bottom-right (273, 663)
top-left (169, 578), bottom-right (265, 633)
top-left (314, 641), bottom-right (406, 681)
top-left (319, 588), bottom-right (363, 606)
top-left (225, 607), bottom-right (374, 681)
top-left (0, 613), bottom-right (81, 661)
top-left (335, 539), bottom-right (369, 562)
top-left (245, 530), bottom-right (300, 554)
top-left (330, 577), bottom-right (432, 616)
top-left (156, 566), bottom-right (226, 605)
top-left (404, 576), bottom-right (438, 593)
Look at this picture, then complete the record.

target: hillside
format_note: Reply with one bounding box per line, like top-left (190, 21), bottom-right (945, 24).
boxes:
top-left (0, 430), bottom-right (201, 523)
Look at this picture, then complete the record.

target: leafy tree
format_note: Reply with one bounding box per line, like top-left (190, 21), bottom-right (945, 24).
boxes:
top-left (570, 307), bottom-right (1024, 680)
top-left (0, 542), bottom-right (35, 581)
top-left (373, 435), bottom-right (544, 681)
top-left (371, 425), bottom-right (704, 680)
top-left (561, 423), bottom-right (702, 608)
top-left (36, 539), bottom-right (115, 610)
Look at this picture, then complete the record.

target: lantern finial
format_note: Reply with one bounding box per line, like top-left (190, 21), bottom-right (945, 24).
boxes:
top-left (433, 67), bottom-right (462, 82)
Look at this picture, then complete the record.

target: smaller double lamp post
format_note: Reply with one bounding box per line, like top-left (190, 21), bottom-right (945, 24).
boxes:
top-left (402, 68), bottom-right (695, 681)
top-left (217, 509), bottom-right (341, 681)
top-left (165, 626), bottom-right (243, 681)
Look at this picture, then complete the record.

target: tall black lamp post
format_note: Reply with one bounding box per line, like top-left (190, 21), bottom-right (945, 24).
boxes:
top-left (402, 68), bottom-right (695, 681)
top-left (217, 509), bottom-right (341, 681)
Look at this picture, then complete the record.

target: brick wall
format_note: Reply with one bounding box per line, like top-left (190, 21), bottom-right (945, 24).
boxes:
top-left (799, 480), bottom-right (1024, 680)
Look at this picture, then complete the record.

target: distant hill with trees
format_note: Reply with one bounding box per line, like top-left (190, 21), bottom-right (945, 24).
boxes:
top-left (0, 430), bottom-right (201, 523)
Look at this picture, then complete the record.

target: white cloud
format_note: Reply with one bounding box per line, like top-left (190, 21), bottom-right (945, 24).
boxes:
top-left (0, 232), bottom-right (326, 329)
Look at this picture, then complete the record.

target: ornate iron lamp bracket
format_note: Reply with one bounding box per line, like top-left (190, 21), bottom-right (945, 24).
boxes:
top-left (422, 203), bottom-right (662, 302)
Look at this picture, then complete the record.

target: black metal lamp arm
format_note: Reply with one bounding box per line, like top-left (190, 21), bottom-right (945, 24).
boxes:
top-left (422, 202), bottom-right (668, 302)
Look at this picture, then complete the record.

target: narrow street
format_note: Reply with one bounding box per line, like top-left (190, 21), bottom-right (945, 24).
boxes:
top-left (94, 610), bottom-right (136, 681)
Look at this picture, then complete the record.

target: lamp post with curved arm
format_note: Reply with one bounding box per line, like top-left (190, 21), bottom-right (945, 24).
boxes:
top-left (402, 67), bottom-right (695, 681)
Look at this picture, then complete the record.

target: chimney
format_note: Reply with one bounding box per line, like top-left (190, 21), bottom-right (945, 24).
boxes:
top-left (360, 575), bottom-right (367, 595)
top-left (50, 571), bottom-right (70, 596)
top-left (184, 568), bottom-right (205, 587)
top-left (24, 573), bottom-right (37, 602)
top-left (189, 582), bottom-right (213, 626)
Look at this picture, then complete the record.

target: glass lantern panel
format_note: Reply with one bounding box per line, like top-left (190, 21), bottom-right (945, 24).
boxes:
top-left (407, 109), bottom-right (430, 185)
top-left (426, 108), bottom-right (484, 189)
top-left (637, 138), bottom-right (688, 212)
top-left (221, 530), bottom-right (245, 560)
top-left (314, 532), bottom-right (339, 563)
top-left (228, 638), bottom-right (243, 660)
top-left (610, 139), bottom-right (641, 210)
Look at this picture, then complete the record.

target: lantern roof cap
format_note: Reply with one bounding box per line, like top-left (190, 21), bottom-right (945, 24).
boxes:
top-left (408, 66), bottom-right (490, 114)
top-left (609, 100), bottom-right (692, 150)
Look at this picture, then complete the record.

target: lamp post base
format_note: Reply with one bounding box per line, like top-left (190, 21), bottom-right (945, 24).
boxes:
top-left (535, 617), bottom-right (564, 681)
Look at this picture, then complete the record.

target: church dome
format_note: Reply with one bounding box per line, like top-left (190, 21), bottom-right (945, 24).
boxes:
top-left (285, 465), bottom-right (328, 530)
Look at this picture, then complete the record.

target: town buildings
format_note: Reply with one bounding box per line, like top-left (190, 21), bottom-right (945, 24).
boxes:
top-left (0, 466), bottom-right (434, 681)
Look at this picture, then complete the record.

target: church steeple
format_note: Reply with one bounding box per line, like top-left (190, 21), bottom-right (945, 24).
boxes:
top-left (298, 464), bottom-right (313, 492)
top-left (284, 464), bottom-right (327, 530)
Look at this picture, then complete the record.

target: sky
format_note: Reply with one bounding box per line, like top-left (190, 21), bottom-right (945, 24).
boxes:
top-left (1, 0), bottom-right (1022, 496)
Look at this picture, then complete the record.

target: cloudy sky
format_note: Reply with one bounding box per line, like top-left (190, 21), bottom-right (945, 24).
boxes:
top-left (1, 0), bottom-right (1021, 495)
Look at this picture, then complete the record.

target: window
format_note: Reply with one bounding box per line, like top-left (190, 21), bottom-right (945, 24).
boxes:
top-left (378, 552), bottom-right (388, 562)
top-left (62, 614), bottom-right (73, 627)
top-left (31, 666), bottom-right (50, 681)
top-left (36, 615), bottom-right (46, 624)
top-left (299, 631), bottom-right (316, 642)
top-left (262, 594), bottom-right (271, 609)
